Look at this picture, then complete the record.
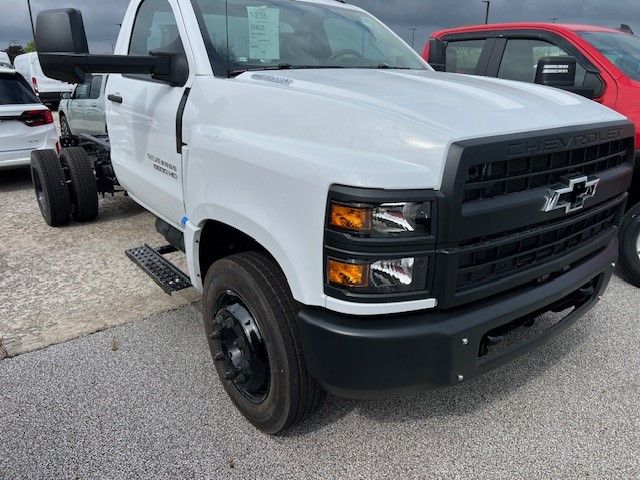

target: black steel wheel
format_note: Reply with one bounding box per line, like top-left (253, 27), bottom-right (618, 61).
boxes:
top-left (211, 292), bottom-right (270, 403)
top-left (619, 202), bottom-right (640, 287)
top-left (30, 149), bottom-right (71, 227)
top-left (203, 252), bottom-right (324, 434)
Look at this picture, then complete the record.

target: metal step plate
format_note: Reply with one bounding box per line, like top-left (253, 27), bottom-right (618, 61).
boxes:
top-left (125, 244), bottom-right (192, 295)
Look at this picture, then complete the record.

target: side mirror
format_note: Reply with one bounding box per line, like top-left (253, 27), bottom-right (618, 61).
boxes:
top-left (61, 92), bottom-right (71, 99)
top-left (535, 56), bottom-right (602, 99)
top-left (150, 43), bottom-right (189, 87)
top-left (36, 8), bottom-right (170, 85)
top-left (535, 56), bottom-right (577, 87)
top-left (427, 38), bottom-right (447, 72)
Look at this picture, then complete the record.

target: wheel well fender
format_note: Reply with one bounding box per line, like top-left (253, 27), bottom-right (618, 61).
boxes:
top-left (186, 217), bottom-right (302, 301)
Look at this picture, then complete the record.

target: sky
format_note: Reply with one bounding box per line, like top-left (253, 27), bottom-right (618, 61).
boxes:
top-left (2, 0), bottom-right (639, 53)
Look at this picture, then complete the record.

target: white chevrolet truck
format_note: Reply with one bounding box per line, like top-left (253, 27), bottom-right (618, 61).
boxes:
top-left (32, 0), bottom-right (635, 433)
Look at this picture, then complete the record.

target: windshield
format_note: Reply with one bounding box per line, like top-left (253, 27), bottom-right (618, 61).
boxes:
top-left (580, 31), bottom-right (640, 81)
top-left (193, 0), bottom-right (427, 75)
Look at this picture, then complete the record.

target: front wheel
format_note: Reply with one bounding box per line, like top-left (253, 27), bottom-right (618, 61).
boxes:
top-left (619, 203), bottom-right (640, 287)
top-left (203, 252), bottom-right (324, 434)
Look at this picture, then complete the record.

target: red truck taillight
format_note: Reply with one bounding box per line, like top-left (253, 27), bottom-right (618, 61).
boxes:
top-left (31, 76), bottom-right (38, 93)
top-left (19, 109), bottom-right (54, 127)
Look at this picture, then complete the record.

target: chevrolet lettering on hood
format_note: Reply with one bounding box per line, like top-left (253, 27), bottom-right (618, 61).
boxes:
top-left (507, 127), bottom-right (623, 158)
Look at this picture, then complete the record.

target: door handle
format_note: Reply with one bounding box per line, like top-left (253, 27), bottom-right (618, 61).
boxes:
top-left (107, 94), bottom-right (123, 104)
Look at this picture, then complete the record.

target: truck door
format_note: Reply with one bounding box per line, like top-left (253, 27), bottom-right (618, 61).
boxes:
top-left (105, 0), bottom-right (192, 226)
top-left (84, 75), bottom-right (106, 135)
top-left (483, 31), bottom-right (605, 99)
top-left (68, 82), bottom-right (90, 134)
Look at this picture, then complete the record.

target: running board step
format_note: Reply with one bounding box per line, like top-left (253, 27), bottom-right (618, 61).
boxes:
top-left (125, 244), bottom-right (192, 295)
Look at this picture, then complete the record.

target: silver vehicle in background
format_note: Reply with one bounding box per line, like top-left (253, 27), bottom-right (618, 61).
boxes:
top-left (58, 75), bottom-right (106, 137)
top-left (0, 51), bottom-right (11, 68)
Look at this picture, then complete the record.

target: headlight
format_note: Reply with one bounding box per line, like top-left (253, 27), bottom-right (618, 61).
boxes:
top-left (327, 257), bottom-right (429, 294)
top-left (329, 201), bottom-right (432, 236)
top-left (324, 186), bottom-right (436, 300)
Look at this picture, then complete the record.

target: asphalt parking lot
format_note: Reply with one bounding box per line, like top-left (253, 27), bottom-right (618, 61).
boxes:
top-left (1, 280), bottom-right (639, 479)
top-left (1, 115), bottom-right (639, 478)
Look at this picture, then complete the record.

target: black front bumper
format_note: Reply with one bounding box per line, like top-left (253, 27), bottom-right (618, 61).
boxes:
top-left (298, 239), bottom-right (617, 399)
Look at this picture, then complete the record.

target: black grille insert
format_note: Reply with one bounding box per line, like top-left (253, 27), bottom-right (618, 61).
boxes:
top-left (455, 202), bottom-right (621, 292)
top-left (463, 137), bottom-right (632, 203)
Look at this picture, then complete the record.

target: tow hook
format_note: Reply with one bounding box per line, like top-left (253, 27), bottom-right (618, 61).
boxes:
top-left (479, 334), bottom-right (504, 356)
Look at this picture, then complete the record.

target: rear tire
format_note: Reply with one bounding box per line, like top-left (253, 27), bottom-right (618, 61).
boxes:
top-left (203, 252), bottom-right (324, 434)
top-left (59, 114), bottom-right (71, 136)
top-left (619, 202), bottom-right (640, 287)
top-left (30, 149), bottom-right (71, 227)
top-left (59, 147), bottom-right (99, 222)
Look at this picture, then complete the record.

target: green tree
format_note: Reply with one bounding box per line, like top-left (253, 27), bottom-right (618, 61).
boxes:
top-left (4, 44), bottom-right (25, 62)
top-left (24, 40), bottom-right (36, 53)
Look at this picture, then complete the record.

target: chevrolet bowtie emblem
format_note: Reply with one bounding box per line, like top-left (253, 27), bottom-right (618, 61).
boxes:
top-left (543, 175), bottom-right (600, 214)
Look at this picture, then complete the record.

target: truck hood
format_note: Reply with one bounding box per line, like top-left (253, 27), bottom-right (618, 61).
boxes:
top-left (241, 69), bottom-right (623, 139)
top-left (196, 69), bottom-right (627, 190)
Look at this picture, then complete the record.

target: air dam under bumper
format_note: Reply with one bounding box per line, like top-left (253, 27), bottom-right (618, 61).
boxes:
top-left (298, 239), bottom-right (617, 399)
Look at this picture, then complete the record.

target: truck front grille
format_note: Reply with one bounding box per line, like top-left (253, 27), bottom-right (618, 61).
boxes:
top-left (454, 201), bottom-right (622, 292)
top-left (463, 137), bottom-right (631, 203)
top-left (433, 121), bottom-right (635, 308)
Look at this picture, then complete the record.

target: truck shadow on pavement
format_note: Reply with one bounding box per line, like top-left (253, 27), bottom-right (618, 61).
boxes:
top-left (0, 167), bottom-right (32, 193)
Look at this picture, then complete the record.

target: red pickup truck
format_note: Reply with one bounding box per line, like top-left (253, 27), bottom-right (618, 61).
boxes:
top-left (424, 23), bottom-right (640, 286)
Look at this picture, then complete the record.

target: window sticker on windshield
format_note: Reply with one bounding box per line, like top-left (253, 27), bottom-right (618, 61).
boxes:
top-left (247, 6), bottom-right (280, 61)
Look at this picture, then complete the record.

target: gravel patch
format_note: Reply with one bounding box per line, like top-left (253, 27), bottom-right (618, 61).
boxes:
top-left (0, 167), bottom-right (198, 357)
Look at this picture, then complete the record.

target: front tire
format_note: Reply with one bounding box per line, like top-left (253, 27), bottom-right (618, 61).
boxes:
top-left (203, 252), bottom-right (324, 434)
top-left (59, 147), bottom-right (99, 222)
top-left (619, 202), bottom-right (640, 287)
top-left (30, 149), bottom-right (71, 227)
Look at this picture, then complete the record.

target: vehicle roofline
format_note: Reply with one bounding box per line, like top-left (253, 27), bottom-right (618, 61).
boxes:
top-left (431, 22), bottom-right (623, 37)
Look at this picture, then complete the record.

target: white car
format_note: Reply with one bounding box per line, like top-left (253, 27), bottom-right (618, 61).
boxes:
top-left (0, 66), bottom-right (58, 169)
top-left (13, 52), bottom-right (74, 110)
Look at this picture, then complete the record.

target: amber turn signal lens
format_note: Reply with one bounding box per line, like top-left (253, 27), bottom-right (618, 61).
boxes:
top-left (329, 202), bottom-right (372, 232)
top-left (327, 259), bottom-right (368, 288)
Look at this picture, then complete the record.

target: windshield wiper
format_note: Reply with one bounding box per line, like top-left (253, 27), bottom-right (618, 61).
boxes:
top-left (230, 64), bottom-right (345, 76)
top-left (375, 64), bottom-right (413, 70)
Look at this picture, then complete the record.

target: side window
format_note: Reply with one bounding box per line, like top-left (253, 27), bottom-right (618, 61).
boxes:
top-left (498, 38), bottom-right (587, 85)
top-left (129, 0), bottom-right (182, 56)
top-left (73, 82), bottom-right (90, 100)
top-left (89, 76), bottom-right (102, 100)
top-left (445, 39), bottom-right (486, 74)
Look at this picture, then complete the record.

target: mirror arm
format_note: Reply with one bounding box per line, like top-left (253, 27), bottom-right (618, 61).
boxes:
top-left (38, 53), bottom-right (170, 83)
